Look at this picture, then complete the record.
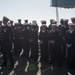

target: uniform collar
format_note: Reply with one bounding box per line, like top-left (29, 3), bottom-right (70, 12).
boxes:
top-left (0, 25), bottom-right (2, 27)
top-left (42, 30), bottom-right (46, 32)
top-left (3, 25), bottom-right (7, 27)
top-left (24, 23), bottom-right (28, 25)
top-left (69, 30), bottom-right (74, 33)
top-left (52, 29), bottom-right (57, 32)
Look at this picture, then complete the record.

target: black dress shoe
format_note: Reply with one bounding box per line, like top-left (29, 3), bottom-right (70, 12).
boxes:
top-left (67, 66), bottom-right (75, 70)
top-left (0, 63), bottom-right (7, 66)
top-left (57, 64), bottom-right (62, 67)
top-left (47, 61), bottom-right (54, 64)
top-left (21, 54), bottom-right (25, 57)
top-left (70, 67), bottom-right (75, 70)
top-left (43, 60), bottom-right (48, 63)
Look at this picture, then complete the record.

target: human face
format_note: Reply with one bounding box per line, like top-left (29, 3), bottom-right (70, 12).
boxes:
top-left (41, 26), bottom-right (46, 31)
top-left (71, 20), bottom-right (75, 24)
top-left (0, 21), bottom-right (2, 25)
top-left (51, 26), bottom-right (57, 30)
top-left (18, 20), bottom-right (21, 24)
top-left (3, 20), bottom-right (8, 25)
top-left (69, 25), bottom-right (75, 31)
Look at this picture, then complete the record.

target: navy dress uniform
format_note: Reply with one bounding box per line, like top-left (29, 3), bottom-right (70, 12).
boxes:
top-left (8, 20), bottom-right (14, 52)
top-left (13, 19), bottom-right (23, 56)
top-left (0, 17), bottom-right (14, 70)
top-left (48, 24), bottom-right (62, 66)
top-left (39, 20), bottom-right (49, 63)
top-left (22, 20), bottom-right (30, 57)
top-left (29, 20), bottom-right (38, 60)
top-left (65, 23), bottom-right (75, 69)
top-left (13, 22), bottom-right (23, 56)
top-left (17, 19), bottom-right (23, 51)
top-left (59, 19), bottom-right (69, 60)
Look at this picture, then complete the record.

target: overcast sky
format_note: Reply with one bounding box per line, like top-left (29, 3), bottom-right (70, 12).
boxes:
top-left (0, 0), bottom-right (75, 26)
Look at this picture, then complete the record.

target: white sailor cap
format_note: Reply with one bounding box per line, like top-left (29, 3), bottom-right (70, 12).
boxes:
top-left (41, 20), bottom-right (46, 24)
top-left (50, 19), bottom-right (54, 21)
top-left (24, 19), bottom-right (28, 22)
top-left (69, 23), bottom-right (75, 26)
top-left (0, 20), bottom-right (2, 23)
top-left (14, 22), bottom-right (18, 25)
top-left (18, 19), bottom-right (21, 21)
top-left (52, 20), bottom-right (57, 24)
top-left (51, 24), bottom-right (57, 27)
top-left (60, 19), bottom-right (64, 22)
top-left (3, 16), bottom-right (9, 21)
top-left (32, 20), bottom-right (37, 25)
top-left (64, 19), bottom-right (69, 22)
top-left (71, 17), bottom-right (75, 20)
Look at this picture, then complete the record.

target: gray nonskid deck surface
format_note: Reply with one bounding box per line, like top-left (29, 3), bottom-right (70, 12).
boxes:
top-left (0, 50), bottom-right (75, 75)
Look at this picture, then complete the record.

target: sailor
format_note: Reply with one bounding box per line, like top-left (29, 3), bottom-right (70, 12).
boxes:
top-left (13, 22), bottom-right (22, 56)
top-left (48, 19), bottom-right (54, 30)
top-left (0, 16), bottom-right (14, 70)
top-left (24, 19), bottom-right (28, 25)
top-left (18, 19), bottom-right (22, 24)
top-left (48, 24), bottom-right (62, 66)
top-left (23, 19), bottom-right (31, 30)
top-left (9, 20), bottom-right (14, 52)
top-left (58, 19), bottom-right (68, 60)
top-left (65, 23), bottom-right (75, 70)
top-left (16, 19), bottom-right (23, 56)
top-left (64, 19), bottom-right (69, 30)
top-left (39, 20), bottom-right (49, 63)
top-left (22, 19), bottom-right (30, 57)
top-left (29, 20), bottom-right (38, 60)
